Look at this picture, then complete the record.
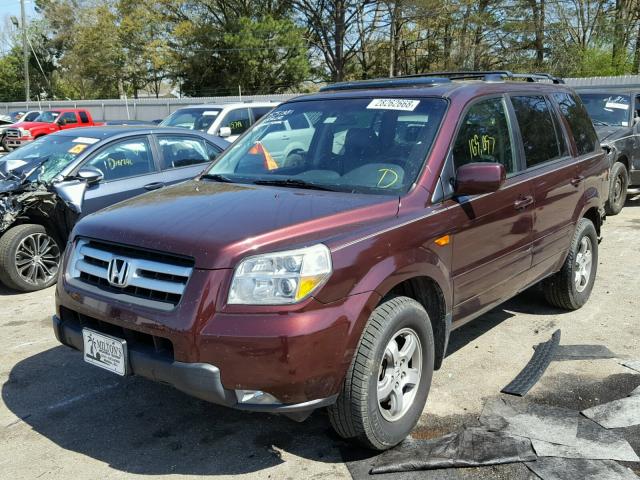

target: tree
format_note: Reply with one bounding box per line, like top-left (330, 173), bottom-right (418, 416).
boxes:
top-left (0, 49), bottom-right (24, 102)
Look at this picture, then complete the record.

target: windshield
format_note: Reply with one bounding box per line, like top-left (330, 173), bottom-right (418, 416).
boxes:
top-left (579, 93), bottom-right (631, 127)
top-left (160, 108), bottom-right (222, 131)
top-left (0, 134), bottom-right (98, 183)
top-left (203, 98), bottom-right (447, 195)
top-left (34, 110), bottom-right (61, 123)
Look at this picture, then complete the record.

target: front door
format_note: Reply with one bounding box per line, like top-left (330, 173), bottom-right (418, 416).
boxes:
top-left (447, 96), bottom-right (534, 325)
top-left (79, 136), bottom-right (163, 215)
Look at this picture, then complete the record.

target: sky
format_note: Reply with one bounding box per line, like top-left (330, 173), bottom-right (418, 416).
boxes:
top-left (0, 0), bottom-right (37, 54)
top-left (0, 0), bottom-right (37, 20)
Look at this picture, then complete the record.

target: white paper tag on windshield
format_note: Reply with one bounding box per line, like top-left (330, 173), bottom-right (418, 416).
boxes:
top-left (605, 102), bottom-right (629, 110)
top-left (202, 111), bottom-right (219, 116)
top-left (367, 98), bottom-right (420, 111)
top-left (72, 136), bottom-right (99, 144)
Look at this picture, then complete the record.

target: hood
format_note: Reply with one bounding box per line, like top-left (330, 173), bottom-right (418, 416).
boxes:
top-left (594, 125), bottom-right (623, 143)
top-left (7, 121), bottom-right (54, 130)
top-left (73, 180), bottom-right (399, 269)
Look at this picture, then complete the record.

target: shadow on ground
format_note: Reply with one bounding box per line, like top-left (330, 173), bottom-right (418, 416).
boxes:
top-left (3, 346), bottom-right (347, 476)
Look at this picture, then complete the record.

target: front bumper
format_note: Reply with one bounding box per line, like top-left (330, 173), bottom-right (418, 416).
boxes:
top-left (52, 313), bottom-right (338, 419)
top-left (4, 137), bottom-right (33, 148)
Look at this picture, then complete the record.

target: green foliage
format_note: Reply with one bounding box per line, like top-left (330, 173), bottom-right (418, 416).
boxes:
top-left (0, 49), bottom-right (24, 102)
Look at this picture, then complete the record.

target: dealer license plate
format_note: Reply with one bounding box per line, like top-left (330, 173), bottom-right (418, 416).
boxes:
top-left (82, 328), bottom-right (128, 376)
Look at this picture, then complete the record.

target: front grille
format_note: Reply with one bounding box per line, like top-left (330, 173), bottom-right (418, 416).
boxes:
top-left (5, 129), bottom-right (19, 138)
top-left (68, 238), bottom-right (194, 308)
top-left (60, 306), bottom-right (174, 359)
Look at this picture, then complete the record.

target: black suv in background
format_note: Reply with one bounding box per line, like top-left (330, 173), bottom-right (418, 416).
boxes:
top-left (577, 88), bottom-right (640, 214)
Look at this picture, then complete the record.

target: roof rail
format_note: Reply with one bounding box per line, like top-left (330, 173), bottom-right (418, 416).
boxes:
top-left (321, 71), bottom-right (565, 91)
top-left (320, 76), bottom-right (451, 92)
top-left (402, 71), bottom-right (564, 84)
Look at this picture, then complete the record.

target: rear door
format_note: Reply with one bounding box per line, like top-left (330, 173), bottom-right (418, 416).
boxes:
top-left (78, 135), bottom-right (164, 215)
top-left (509, 94), bottom-right (582, 278)
top-left (448, 96), bottom-right (534, 324)
top-left (154, 134), bottom-right (220, 185)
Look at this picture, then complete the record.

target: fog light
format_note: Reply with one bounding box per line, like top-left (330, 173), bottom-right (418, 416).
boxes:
top-left (235, 389), bottom-right (281, 405)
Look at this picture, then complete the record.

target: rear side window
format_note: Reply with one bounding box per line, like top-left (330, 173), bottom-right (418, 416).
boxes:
top-left (79, 111), bottom-right (89, 123)
top-left (452, 97), bottom-right (516, 174)
top-left (553, 93), bottom-right (598, 155)
top-left (511, 96), bottom-right (566, 167)
top-left (251, 106), bottom-right (274, 122)
top-left (157, 135), bottom-right (209, 170)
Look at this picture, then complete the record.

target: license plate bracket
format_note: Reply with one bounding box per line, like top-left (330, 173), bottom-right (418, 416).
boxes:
top-left (82, 328), bottom-right (129, 376)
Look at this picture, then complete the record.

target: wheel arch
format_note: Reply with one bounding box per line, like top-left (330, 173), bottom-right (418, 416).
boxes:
top-left (379, 275), bottom-right (451, 370)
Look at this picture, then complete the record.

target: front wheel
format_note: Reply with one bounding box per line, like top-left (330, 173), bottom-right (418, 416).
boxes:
top-left (605, 161), bottom-right (628, 216)
top-left (328, 296), bottom-right (434, 450)
top-left (543, 218), bottom-right (598, 310)
top-left (0, 224), bottom-right (61, 292)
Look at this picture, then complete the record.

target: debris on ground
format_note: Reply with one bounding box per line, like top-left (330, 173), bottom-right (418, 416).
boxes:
top-left (479, 397), bottom-right (579, 446)
top-left (525, 457), bottom-right (639, 480)
top-left (621, 360), bottom-right (640, 374)
top-left (369, 428), bottom-right (536, 474)
top-left (550, 344), bottom-right (616, 361)
top-left (501, 330), bottom-right (560, 396)
top-left (581, 393), bottom-right (640, 428)
top-left (530, 417), bottom-right (639, 462)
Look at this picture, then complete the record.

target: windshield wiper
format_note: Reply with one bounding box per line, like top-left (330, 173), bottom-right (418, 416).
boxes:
top-left (593, 119), bottom-right (611, 126)
top-left (200, 173), bottom-right (235, 183)
top-left (252, 178), bottom-right (337, 191)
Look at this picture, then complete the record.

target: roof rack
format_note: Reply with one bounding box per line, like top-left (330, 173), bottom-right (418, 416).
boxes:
top-left (399, 71), bottom-right (564, 84)
top-left (320, 76), bottom-right (452, 92)
top-left (320, 70), bottom-right (564, 92)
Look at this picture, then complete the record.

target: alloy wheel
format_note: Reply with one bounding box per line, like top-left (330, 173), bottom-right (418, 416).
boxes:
top-left (15, 233), bottom-right (60, 286)
top-left (574, 236), bottom-right (593, 293)
top-left (377, 327), bottom-right (422, 422)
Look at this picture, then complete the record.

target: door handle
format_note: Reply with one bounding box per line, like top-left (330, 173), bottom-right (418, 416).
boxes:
top-left (570, 175), bottom-right (584, 186)
top-left (144, 182), bottom-right (165, 191)
top-left (514, 195), bottom-right (534, 210)
top-left (281, 136), bottom-right (291, 140)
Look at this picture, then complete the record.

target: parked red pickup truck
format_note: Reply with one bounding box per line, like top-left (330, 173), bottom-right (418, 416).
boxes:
top-left (2, 109), bottom-right (102, 150)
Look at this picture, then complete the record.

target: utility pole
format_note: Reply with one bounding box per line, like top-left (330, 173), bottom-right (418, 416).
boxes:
top-left (20, 0), bottom-right (30, 105)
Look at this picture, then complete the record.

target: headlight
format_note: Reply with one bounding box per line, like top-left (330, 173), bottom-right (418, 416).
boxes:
top-left (19, 128), bottom-right (32, 137)
top-left (228, 244), bottom-right (332, 305)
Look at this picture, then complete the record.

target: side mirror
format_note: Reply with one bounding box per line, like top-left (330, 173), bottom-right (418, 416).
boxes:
top-left (218, 126), bottom-right (232, 138)
top-left (455, 162), bottom-right (506, 196)
top-left (57, 118), bottom-right (66, 126)
top-left (76, 167), bottom-right (103, 186)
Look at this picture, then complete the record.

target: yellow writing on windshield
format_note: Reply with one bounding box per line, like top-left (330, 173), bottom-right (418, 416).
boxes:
top-left (469, 134), bottom-right (495, 158)
top-left (377, 168), bottom-right (399, 188)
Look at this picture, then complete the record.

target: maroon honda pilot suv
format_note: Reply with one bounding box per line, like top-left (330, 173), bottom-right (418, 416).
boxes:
top-left (53, 72), bottom-right (608, 450)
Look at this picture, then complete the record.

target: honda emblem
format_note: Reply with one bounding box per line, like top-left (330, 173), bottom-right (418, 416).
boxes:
top-left (107, 258), bottom-right (130, 288)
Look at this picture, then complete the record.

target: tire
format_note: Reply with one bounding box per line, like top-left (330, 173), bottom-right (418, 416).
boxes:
top-left (543, 218), bottom-right (598, 310)
top-left (0, 224), bottom-right (61, 292)
top-left (605, 161), bottom-right (628, 216)
top-left (328, 296), bottom-right (434, 450)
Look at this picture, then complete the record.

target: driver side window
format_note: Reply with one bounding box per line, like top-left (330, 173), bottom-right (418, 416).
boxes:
top-left (84, 138), bottom-right (154, 181)
top-left (452, 97), bottom-right (515, 175)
